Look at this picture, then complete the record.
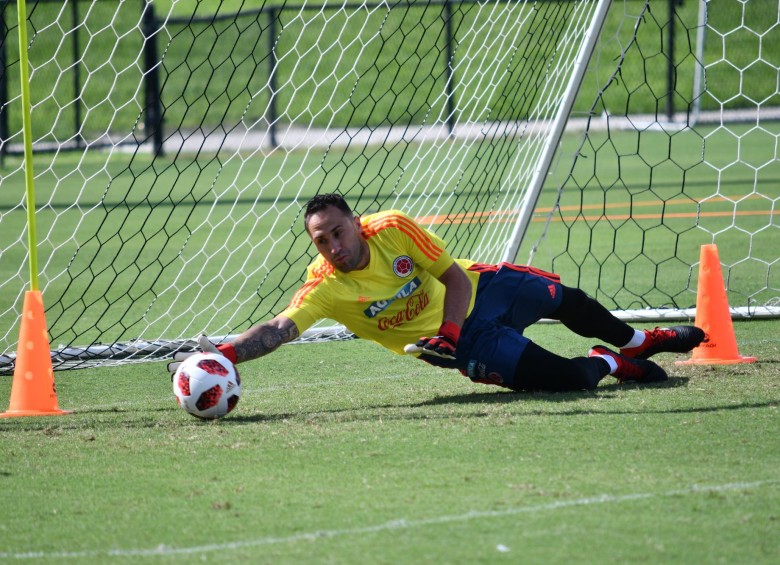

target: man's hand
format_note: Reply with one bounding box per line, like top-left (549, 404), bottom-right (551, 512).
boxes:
top-left (167, 316), bottom-right (298, 378)
top-left (167, 335), bottom-right (228, 378)
top-left (404, 321), bottom-right (461, 363)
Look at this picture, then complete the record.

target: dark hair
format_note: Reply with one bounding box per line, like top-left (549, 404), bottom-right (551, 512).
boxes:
top-left (304, 193), bottom-right (354, 224)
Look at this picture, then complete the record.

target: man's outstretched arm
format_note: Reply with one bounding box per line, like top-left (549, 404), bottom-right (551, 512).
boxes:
top-left (230, 314), bottom-right (299, 363)
top-left (168, 315), bottom-right (299, 376)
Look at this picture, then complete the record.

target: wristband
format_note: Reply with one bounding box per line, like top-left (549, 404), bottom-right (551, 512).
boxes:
top-left (438, 321), bottom-right (461, 343)
top-left (217, 343), bottom-right (238, 364)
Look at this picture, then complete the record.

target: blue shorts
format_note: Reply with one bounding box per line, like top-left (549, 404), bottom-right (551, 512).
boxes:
top-left (456, 263), bottom-right (563, 388)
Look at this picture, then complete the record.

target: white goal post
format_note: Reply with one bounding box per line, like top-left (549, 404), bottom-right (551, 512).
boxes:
top-left (0, 0), bottom-right (777, 371)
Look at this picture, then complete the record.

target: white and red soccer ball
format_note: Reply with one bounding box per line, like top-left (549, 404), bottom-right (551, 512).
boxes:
top-left (173, 352), bottom-right (241, 419)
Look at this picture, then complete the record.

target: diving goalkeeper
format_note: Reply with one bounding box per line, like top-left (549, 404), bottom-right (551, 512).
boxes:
top-left (169, 193), bottom-right (705, 392)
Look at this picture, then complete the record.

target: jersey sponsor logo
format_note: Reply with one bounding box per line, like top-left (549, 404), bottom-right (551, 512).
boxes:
top-left (377, 291), bottom-right (430, 330)
top-left (393, 255), bottom-right (414, 277)
top-left (363, 277), bottom-right (422, 318)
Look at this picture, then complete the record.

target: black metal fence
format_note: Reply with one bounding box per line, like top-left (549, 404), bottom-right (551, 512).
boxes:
top-left (0, 0), bottom-right (686, 163)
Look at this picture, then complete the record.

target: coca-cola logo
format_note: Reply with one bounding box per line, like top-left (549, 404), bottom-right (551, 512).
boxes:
top-left (377, 291), bottom-right (430, 330)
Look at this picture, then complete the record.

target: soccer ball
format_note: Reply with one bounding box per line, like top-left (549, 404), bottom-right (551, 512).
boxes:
top-left (173, 352), bottom-right (241, 419)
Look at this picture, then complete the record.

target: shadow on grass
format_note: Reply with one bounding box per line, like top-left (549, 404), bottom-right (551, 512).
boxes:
top-left (421, 375), bottom-right (688, 404)
top-left (222, 375), bottom-right (778, 423)
top-left (5, 376), bottom-right (778, 430)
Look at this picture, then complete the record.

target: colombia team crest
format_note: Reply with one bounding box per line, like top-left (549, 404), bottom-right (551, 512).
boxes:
top-left (393, 255), bottom-right (414, 277)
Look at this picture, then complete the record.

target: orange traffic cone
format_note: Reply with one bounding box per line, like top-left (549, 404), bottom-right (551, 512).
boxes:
top-left (1, 290), bottom-right (71, 417)
top-left (678, 244), bottom-right (757, 365)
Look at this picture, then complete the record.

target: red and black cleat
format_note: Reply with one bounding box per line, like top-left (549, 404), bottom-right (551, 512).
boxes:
top-left (589, 345), bottom-right (668, 383)
top-left (620, 326), bottom-right (705, 360)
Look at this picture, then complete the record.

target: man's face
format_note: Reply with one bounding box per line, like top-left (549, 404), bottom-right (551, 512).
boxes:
top-left (306, 206), bottom-right (369, 272)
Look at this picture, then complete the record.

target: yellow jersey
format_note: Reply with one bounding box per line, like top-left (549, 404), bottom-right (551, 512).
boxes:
top-left (281, 210), bottom-right (480, 354)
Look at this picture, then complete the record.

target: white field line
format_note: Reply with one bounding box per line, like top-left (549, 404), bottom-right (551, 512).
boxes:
top-left (1, 480), bottom-right (776, 560)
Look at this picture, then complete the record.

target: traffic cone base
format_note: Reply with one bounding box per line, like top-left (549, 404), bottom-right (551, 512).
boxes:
top-left (1, 291), bottom-right (71, 418)
top-left (676, 244), bottom-right (757, 366)
top-left (677, 352), bottom-right (757, 365)
top-left (0, 408), bottom-right (71, 418)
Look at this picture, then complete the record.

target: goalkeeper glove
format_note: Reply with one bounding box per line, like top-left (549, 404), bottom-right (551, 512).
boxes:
top-left (404, 321), bottom-right (460, 365)
top-left (167, 335), bottom-right (237, 378)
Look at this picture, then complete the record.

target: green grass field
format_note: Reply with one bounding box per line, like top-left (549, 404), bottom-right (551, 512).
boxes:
top-left (1, 2), bottom-right (778, 560)
top-left (1, 319), bottom-right (778, 563)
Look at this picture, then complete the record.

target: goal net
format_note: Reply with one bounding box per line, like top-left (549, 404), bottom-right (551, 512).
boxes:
top-left (522, 0), bottom-right (780, 321)
top-left (0, 0), bottom-right (777, 372)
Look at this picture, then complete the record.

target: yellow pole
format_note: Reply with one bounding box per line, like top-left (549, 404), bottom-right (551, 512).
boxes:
top-left (0, 2), bottom-right (70, 418)
top-left (0, 0), bottom-right (70, 418)
top-left (17, 0), bottom-right (39, 292)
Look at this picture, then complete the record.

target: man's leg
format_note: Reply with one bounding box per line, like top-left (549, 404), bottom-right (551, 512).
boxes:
top-left (510, 341), bottom-right (609, 392)
top-left (457, 324), bottom-right (610, 391)
top-left (549, 286), bottom-right (635, 345)
top-left (512, 341), bottom-right (669, 391)
top-left (550, 286), bottom-right (705, 358)
top-left (458, 283), bottom-right (669, 390)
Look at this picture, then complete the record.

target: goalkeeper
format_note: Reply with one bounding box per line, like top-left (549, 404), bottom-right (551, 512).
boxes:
top-left (170, 193), bottom-right (704, 392)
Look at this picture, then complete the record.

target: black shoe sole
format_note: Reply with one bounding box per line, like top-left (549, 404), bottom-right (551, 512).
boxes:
top-left (640, 359), bottom-right (669, 382)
